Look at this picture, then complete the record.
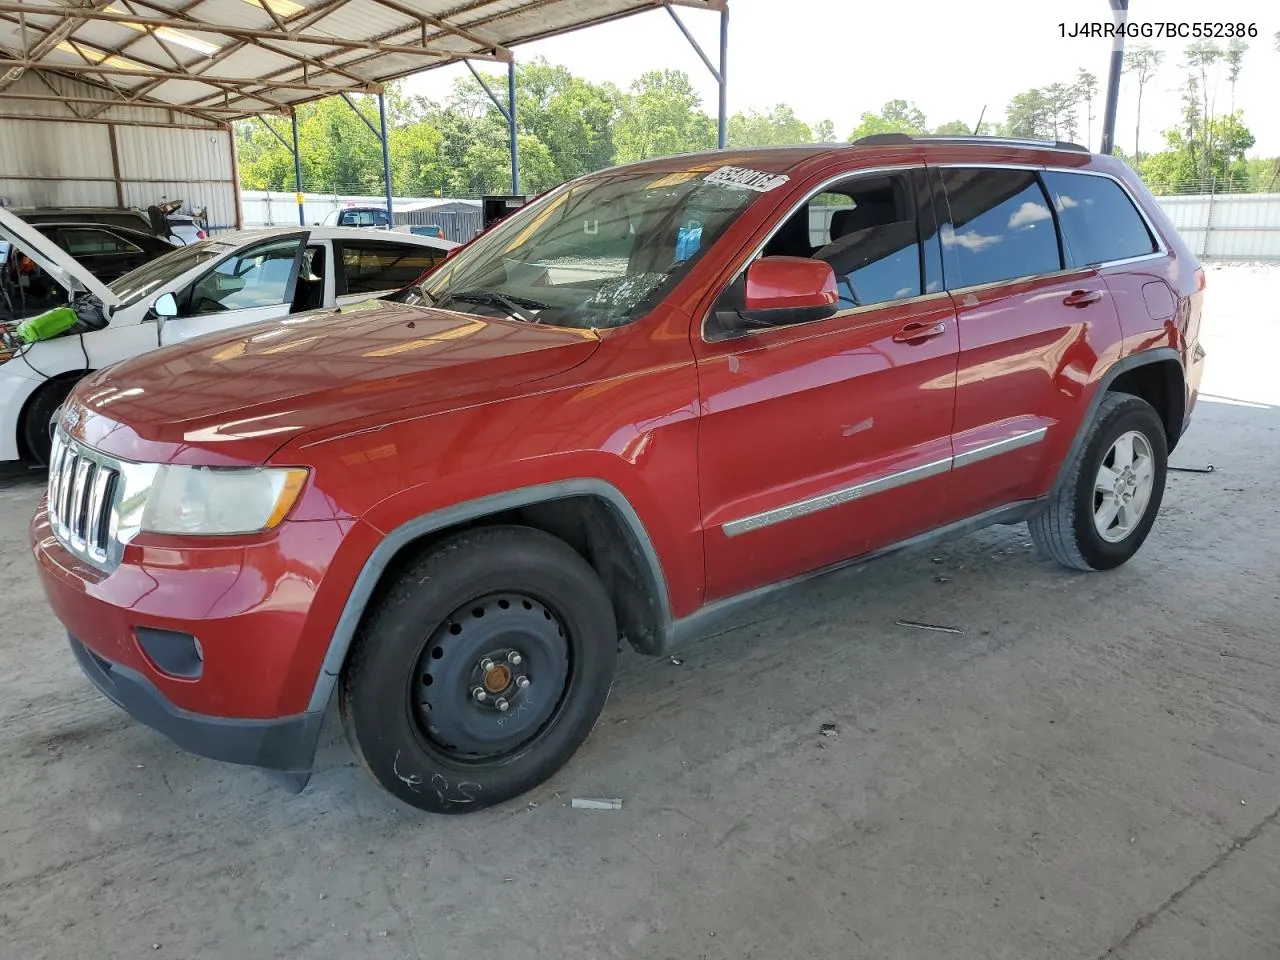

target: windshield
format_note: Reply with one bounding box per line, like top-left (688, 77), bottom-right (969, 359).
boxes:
top-left (419, 164), bottom-right (786, 329)
top-left (109, 239), bottom-right (235, 307)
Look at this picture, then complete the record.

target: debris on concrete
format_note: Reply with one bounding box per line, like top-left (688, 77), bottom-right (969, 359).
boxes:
top-left (1169, 463), bottom-right (1215, 474)
top-left (670, 656), bottom-right (684, 665)
top-left (896, 618), bottom-right (963, 635)
top-left (820, 723), bottom-right (839, 738)
top-left (935, 576), bottom-right (950, 584)
top-left (572, 797), bottom-right (623, 810)
top-left (931, 557), bottom-right (943, 563)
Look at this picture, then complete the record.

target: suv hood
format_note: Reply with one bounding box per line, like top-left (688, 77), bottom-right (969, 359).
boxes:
top-left (68, 298), bottom-right (600, 464)
top-left (0, 207), bottom-right (122, 308)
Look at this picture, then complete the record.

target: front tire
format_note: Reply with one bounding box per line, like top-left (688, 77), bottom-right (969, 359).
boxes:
top-left (22, 376), bottom-right (81, 466)
top-left (339, 525), bottom-right (618, 813)
top-left (1029, 392), bottom-right (1168, 571)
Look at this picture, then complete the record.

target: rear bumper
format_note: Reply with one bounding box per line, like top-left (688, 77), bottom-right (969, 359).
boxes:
top-left (68, 632), bottom-right (325, 775)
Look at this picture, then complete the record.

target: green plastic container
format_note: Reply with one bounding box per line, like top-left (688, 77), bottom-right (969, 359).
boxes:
top-left (16, 306), bottom-right (77, 344)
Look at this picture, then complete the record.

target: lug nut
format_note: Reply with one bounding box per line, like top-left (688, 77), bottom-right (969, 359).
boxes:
top-left (507, 651), bottom-right (522, 666)
top-left (472, 686), bottom-right (487, 702)
top-left (517, 676), bottom-right (530, 689)
top-left (495, 697), bottom-right (510, 712)
top-left (481, 658), bottom-right (496, 673)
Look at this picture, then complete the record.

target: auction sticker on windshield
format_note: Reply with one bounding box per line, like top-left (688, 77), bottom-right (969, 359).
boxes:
top-left (703, 166), bottom-right (790, 192)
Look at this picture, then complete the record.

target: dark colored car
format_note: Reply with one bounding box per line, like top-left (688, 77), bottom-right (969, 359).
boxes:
top-left (1, 222), bottom-right (175, 320)
top-left (319, 206), bottom-right (390, 228)
top-left (32, 136), bottom-right (1205, 813)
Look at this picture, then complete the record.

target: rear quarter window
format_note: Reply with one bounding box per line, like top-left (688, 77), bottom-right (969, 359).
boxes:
top-left (1041, 171), bottom-right (1158, 266)
top-left (339, 242), bottom-right (444, 294)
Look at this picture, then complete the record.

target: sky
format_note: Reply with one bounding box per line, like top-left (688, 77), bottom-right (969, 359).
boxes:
top-left (403, 0), bottom-right (1280, 157)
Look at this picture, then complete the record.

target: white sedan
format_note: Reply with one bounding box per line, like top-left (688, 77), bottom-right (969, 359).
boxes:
top-left (0, 210), bottom-right (455, 464)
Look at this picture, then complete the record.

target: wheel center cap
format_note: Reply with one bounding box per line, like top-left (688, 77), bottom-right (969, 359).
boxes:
top-left (484, 664), bottom-right (511, 693)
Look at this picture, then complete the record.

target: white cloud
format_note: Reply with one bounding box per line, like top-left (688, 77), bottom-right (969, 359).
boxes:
top-left (1008, 201), bottom-right (1052, 229)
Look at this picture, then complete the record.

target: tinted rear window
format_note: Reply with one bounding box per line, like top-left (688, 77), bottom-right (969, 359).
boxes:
top-left (1041, 171), bottom-right (1157, 266)
top-left (938, 168), bottom-right (1061, 288)
top-left (340, 242), bottom-right (443, 294)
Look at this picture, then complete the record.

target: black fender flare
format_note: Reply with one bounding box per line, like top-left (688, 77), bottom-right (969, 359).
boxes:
top-left (1050, 346), bottom-right (1185, 498)
top-left (304, 478), bottom-right (673, 714)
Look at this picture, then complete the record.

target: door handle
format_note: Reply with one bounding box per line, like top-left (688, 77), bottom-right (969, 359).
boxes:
top-left (1063, 289), bottom-right (1104, 308)
top-left (892, 321), bottom-right (947, 344)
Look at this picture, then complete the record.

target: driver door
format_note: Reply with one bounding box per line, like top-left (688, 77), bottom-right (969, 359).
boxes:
top-left (161, 233), bottom-right (308, 345)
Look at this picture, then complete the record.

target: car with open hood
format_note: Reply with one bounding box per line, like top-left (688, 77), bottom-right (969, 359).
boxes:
top-left (0, 206), bottom-right (455, 464)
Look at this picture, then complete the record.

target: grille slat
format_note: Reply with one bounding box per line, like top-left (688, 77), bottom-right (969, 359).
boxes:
top-left (46, 432), bottom-right (123, 570)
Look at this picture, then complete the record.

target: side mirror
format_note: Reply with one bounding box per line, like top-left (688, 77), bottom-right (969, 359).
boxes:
top-left (712, 257), bottom-right (839, 337)
top-left (153, 292), bottom-right (178, 318)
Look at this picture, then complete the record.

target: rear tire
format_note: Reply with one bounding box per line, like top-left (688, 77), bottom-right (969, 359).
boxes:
top-left (1029, 392), bottom-right (1168, 571)
top-left (339, 525), bottom-right (618, 813)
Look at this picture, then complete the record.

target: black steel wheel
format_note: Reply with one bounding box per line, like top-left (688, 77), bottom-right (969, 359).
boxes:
top-left (340, 525), bottom-right (618, 813)
top-left (412, 593), bottom-right (570, 760)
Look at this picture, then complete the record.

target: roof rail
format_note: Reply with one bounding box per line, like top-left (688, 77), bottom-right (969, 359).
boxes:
top-left (852, 133), bottom-right (1090, 153)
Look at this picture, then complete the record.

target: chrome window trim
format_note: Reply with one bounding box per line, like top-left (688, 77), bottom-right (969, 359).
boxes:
top-left (934, 162), bottom-right (1168, 263)
top-left (721, 426), bottom-right (1047, 538)
top-left (700, 161), bottom-right (1170, 345)
top-left (699, 163), bottom-right (923, 343)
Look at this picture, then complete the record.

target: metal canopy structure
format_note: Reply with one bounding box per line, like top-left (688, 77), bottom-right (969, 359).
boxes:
top-left (0, 0), bottom-right (727, 124)
top-left (0, 0), bottom-right (729, 230)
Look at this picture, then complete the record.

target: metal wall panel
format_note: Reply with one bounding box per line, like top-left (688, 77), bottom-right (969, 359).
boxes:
top-left (1, 74), bottom-right (237, 231)
top-left (1156, 194), bottom-right (1280, 261)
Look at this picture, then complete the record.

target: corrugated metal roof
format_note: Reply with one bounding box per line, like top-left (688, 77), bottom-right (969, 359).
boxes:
top-left (0, 0), bottom-right (725, 123)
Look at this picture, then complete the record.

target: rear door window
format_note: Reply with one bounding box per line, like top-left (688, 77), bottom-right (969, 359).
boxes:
top-left (57, 228), bottom-right (141, 256)
top-left (338, 242), bottom-right (445, 295)
top-left (1041, 171), bottom-right (1158, 266)
top-left (937, 168), bottom-right (1062, 288)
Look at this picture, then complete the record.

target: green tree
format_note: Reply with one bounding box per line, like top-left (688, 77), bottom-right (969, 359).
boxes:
top-left (1224, 39), bottom-right (1247, 113)
top-left (1140, 112), bottom-right (1255, 192)
top-left (1123, 44), bottom-right (1164, 160)
top-left (613, 70), bottom-right (716, 162)
top-left (1004, 88), bottom-right (1052, 138)
top-left (813, 119), bottom-right (837, 143)
top-left (932, 119), bottom-right (972, 135)
top-left (727, 104), bottom-right (813, 146)
top-left (1075, 69), bottom-right (1098, 147)
top-left (849, 99), bottom-right (927, 139)
top-left (1043, 82), bottom-right (1079, 141)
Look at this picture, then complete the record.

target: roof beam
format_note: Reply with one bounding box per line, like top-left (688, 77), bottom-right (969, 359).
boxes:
top-left (365, 0), bottom-right (512, 60)
top-left (0, 57), bottom-right (374, 92)
top-left (0, 4), bottom-right (501, 59)
top-left (0, 0), bottom-right (112, 93)
top-left (1, 88), bottom-right (249, 114)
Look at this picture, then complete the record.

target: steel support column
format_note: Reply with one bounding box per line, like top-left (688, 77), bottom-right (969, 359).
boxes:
top-left (718, 5), bottom-right (728, 149)
top-left (466, 58), bottom-right (519, 195)
top-left (290, 109), bottom-right (304, 226)
top-left (508, 59), bottom-right (519, 195)
top-left (1099, 0), bottom-right (1128, 154)
top-left (665, 2), bottom-right (727, 149)
top-left (379, 92), bottom-right (393, 224)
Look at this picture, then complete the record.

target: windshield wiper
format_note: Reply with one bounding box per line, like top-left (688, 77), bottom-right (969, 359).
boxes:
top-left (442, 290), bottom-right (545, 324)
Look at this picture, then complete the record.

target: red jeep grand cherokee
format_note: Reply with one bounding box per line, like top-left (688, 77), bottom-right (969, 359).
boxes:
top-left (32, 136), bottom-right (1205, 812)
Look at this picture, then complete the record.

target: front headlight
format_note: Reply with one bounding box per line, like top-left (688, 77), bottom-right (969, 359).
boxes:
top-left (140, 465), bottom-right (309, 535)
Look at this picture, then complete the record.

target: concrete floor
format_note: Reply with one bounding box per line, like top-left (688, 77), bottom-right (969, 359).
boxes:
top-left (2, 264), bottom-right (1278, 960)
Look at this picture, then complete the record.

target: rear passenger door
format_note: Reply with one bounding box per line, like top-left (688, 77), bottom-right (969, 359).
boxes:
top-left (933, 166), bottom-right (1123, 523)
top-left (335, 240), bottom-right (447, 305)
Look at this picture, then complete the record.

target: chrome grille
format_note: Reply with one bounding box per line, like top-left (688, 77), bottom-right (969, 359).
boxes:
top-left (47, 432), bottom-right (122, 567)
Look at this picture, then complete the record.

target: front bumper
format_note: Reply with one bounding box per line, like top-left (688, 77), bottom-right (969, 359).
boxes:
top-left (68, 632), bottom-right (324, 778)
top-left (30, 500), bottom-right (359, 786)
